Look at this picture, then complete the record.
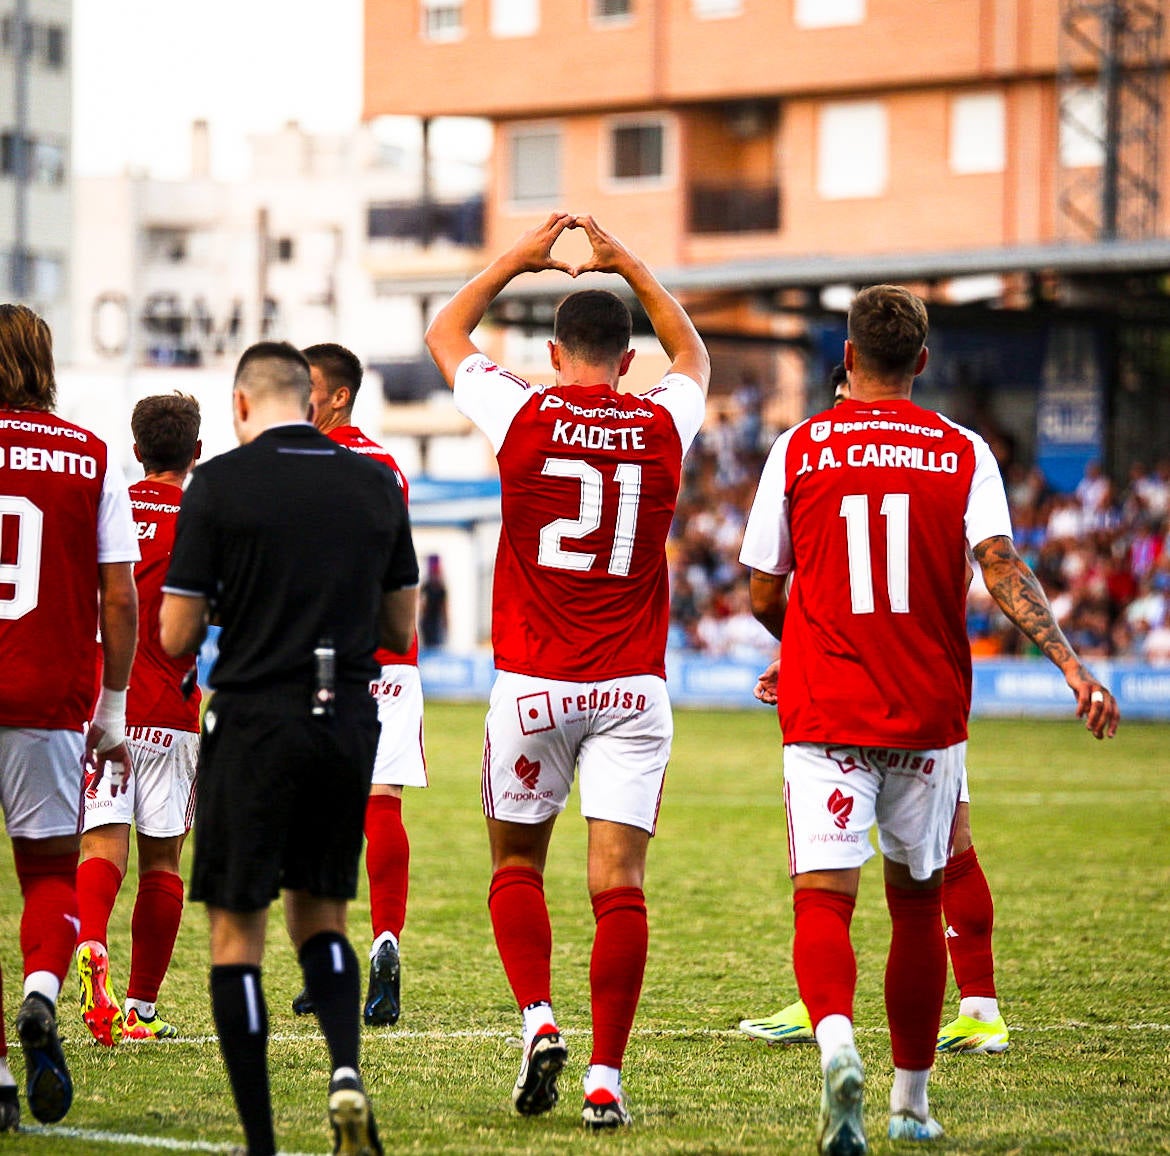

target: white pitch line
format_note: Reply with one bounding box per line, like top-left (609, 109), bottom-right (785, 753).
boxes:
top-left (17, 1123), bottom-right (317, 1155)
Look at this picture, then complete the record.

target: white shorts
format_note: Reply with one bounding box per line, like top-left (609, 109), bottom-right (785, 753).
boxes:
top-left (959, 765), bottom-right (970, 805)
top-left (783, 741), bottom-right (965, 882)
top-left (0, 728), bottom-right (85, 839)
top-left (82, 728), bottom-right (198, 839)
top-left (482, 671), bottom-right (672, 834)
top-left (369, 665), bottom-right (427, 788)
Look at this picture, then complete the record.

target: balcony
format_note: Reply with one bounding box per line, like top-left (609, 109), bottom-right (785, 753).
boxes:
top-left (687, 183), bottom-right (780, 235)
top-left (367, 195), bottom-right (484, 248)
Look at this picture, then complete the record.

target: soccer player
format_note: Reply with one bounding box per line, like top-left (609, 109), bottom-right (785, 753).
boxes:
top-left (425, 212), bottom-right (709, 1129)
top-left (739, 286), bottom-right (1119, 1153)
top-left (291, 341), bottom-right (425, 1027)
top-left (739, 363), bottom-right (1011, 1056)
top-left (0, 303), bottom-right (139, 1125)
top-left (160, 342), bottom-right (417, 1156)
top-left (75, 392), bottom-right (202, 1046)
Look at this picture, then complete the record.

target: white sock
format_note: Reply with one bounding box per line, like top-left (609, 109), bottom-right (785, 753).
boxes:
top-left (814, 1014), bottom-right (855, 1073)
top-left (583, 1064), bottom-right (622, 1098)
top-left (521, 1001), bottom-right (556, 1045)
top-left (0, 1058), bottom-right (14, 1088)
top-left (332, 1065), bottom-right (358, 1085)
top-left (125, 998), bottom-right (157, 1020)
top-left (890, 1068), bottom-right (930, 1120)
top-left (24, 971), bottom-right (60, 1005)
top-left (370, 930), bottom-right (399, 959)
top-left (958, 996), bottom-right (1000, 1022)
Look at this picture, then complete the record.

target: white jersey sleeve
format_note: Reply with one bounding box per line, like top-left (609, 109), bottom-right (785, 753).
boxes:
top-left (739, 425), bottom-right (798, 576)
top-left (453, 354), bottom-right (543, 453)
top-left (640, 374), bottom-right (705, 455)
top-left (97, 459), bottom-right (141, 564)
top-left (958, 428), bottom-right (1014, 550)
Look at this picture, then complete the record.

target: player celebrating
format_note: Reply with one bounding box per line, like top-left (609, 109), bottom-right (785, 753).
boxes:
top-left (426, 212), bottom-right (709, 1129)
top-left (740, 363), bottom-right (1010, 1056)
top-left (740, 286), bottom-right (1119, 1153)
top-left (290, 341), bottom-right (425, 1027)
top-left (0, 304), bottom-right (139, 1125)
top-left (75, 393), bottom-right (202, 1046)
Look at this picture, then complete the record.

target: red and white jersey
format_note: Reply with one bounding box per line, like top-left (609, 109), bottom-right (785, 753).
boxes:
top-left (127, 479), bottom-right (201, 732)
top-left (454, 354), bottom-right (705, 681)
top-left (740, 398), bottom-right (1012, 750)
top-left (0, 409), bottom-right (139, 730)
top-left (327, 424), bottom-right (418, 666)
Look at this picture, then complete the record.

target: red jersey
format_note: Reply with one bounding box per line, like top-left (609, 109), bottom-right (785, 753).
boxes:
top-left (454, 355), bottom-right (705, 681)
top-left (740, 398), bottom-right (1012, 749)
top-left (0, 409), bottom-right (139, 730)
top-left (327, 424), bottom-right (418, 666)
top-left (126, 479), bottom-right (201, 731)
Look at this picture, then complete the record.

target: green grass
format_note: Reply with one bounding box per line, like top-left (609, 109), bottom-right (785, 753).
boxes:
top-left (3, 707), bottom-right (1169, 1154)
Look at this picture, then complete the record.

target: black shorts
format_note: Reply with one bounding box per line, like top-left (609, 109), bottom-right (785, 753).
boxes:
top-left (189, 687), bottom-right (379, 912)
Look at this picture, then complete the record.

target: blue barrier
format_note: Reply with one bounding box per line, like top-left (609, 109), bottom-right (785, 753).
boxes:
top-left (195, 630), bottom-right (1169, 719)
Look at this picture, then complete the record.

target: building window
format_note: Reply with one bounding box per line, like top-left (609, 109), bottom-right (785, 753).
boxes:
top-left (0, 132), bottom-right (66, 185)
top-left (693, 0), bottom-right (741, 18)
top-left (817, 101), bottom-right (887, 199)
top-left (492, 0), bottom-right (539, 36)
top-left (1061, 84), bottom-right (1105, 168)
top-left (608, 118), bottom-right (668, 184)
top-left (275, 237), bottom-right (295, 263)
top-left (591, 0), bottom-right (632, 22)
top-left (509, 126), bottom-right (562, 205)
top-left (950, 92), bottom-right (1005, 174)
top-left (0, 17), bottom-right (68, 67)
top-left (795, 0), bottom-right (864, 28)
top-left (422, 0), bottom-right (464, 41)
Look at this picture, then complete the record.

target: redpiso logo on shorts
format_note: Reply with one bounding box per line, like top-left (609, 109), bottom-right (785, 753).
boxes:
top-left (513, 755), bottom-right (541, 790)
top-left (827, 788), bottom-right (853, 829)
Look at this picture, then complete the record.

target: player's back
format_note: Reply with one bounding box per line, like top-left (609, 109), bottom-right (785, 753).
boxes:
top-left (494, 382), bottom-right (685, 681)
top-left (0, 409), bottom-right (107, 729)
top-left (776, 397), bottom-right (998, 749)
top-left (127, 479), bottom-right (199, 730)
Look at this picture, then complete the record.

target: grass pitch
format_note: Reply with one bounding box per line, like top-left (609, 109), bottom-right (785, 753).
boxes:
top-left (2, 706), bottom-right (1168, 1154)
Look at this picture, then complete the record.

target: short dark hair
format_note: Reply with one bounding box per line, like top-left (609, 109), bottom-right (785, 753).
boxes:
top-left (132, 392), bottom-right (201, 474)
top-left (553, 290), bottom-right (632, 365)
top-left (847, 285), bottom-right (928, 376)
top-left (303, 342), bottom-right (363, 407)
top-left (234, 341), bottom-right (312, 405)
top-left (0, 304), bottom-right (55, 411)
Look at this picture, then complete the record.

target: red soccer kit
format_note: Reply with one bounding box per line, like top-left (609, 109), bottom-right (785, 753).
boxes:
top-left (0, 409), bottom-right (139, 730)
top-left (740, 398), bottom-right (1012, 750)
top-left (126, 479), bottom-right (200, 732)
top-left (327, 425), bottom-right (418, 668)
top-left (454, 355), bottom-right (705, 681)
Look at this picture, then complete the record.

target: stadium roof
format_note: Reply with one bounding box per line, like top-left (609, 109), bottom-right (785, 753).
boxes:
top-left (378, 237), bottom-right (1170, 304)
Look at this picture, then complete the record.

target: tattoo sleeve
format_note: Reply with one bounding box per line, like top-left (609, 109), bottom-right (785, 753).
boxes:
top-left (972, 535), bottom-right (1089, 679)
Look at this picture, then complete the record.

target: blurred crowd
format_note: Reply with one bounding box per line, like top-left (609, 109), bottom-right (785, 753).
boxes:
top-left (667, 393), bottom-right (1170, 667)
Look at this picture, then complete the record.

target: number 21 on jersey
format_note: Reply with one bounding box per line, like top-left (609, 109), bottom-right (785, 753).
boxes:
top-left (840, 492), bottom-right (909, 614)
top-left (538, 457), bottom-right (641, 577)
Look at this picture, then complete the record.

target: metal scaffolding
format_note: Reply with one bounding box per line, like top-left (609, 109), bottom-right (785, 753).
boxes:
top-left (1058, 0), bottom-right (1165, 241)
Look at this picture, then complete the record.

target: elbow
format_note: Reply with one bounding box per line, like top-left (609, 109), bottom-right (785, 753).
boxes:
top-left (383, 625), bottom-right (415, 655)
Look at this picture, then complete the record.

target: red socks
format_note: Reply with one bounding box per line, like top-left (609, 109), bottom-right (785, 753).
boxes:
top-left (488, 867), bottom-right (552, 1010)
top-left (885, 883), bottom-right (946, 1070)
top-left (14, 848), bottom-right (79, 984)
top-left (943, 846), bottom-right (996, 999)
top-left (76, 855), bottom-right (124, 946)
top-left (365, 795), bottom-right (409, 941)
top-left (792, 888), bottom-right (856, 1029)
top-left (589, 887), bottom-right (648, 1069)
top-left (127, 870), bottom-right (185, 1003)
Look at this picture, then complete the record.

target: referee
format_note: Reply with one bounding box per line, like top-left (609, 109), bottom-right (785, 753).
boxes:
top-left (160, 342), bottom-right (417, 1156)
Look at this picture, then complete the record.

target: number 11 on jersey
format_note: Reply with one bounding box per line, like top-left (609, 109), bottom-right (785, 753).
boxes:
top-left (840, 491), bottom-right (909, 614)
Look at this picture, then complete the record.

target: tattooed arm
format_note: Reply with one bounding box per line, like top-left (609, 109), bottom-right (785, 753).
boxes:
top-left (973, 535), bottom-right (1120, 739)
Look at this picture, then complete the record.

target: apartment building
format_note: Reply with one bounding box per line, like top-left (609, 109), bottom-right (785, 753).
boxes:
top-left (0, 0), bottom-right (71, 354)
top-left (363, 0), bottom-right (1170, 476)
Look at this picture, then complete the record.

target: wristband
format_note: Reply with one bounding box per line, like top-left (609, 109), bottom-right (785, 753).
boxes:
top-left (91, 687), bottom-right (127, 751)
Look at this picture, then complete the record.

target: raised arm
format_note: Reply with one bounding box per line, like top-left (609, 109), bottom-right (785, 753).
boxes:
top-left (973, 534), bottom-right (1119, 739)
top-left (425, 211), bottom-right (576, 387)
top-left (573, 215), bottom-right (710, 395)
